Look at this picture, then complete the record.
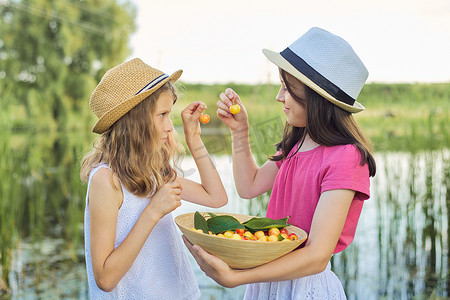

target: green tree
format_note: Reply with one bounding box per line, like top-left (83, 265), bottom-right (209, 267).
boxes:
top-left (0, 0), bottom-right (136, 131)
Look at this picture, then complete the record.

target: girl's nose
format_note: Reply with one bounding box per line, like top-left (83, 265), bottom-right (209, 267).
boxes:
top-left (276, 87), bottom-right (285, 103)
top-left (165, 118), bottom-right (173, 132)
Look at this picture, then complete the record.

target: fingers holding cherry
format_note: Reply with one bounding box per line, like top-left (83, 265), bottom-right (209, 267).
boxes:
top-left (200, 114), bottom-right (210, 124)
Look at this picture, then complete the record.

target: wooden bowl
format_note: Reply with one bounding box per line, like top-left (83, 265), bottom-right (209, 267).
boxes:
top-left (175, 212), bottom-right (307, 269)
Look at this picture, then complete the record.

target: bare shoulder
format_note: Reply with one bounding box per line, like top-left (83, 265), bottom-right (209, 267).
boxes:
top-left (90, 167), bottom-right (123, 208)
top-left (261, 159), bottom-right (279, 170)
top-left (91, 168), bottom-right (121, 190)
top-left (257, 159), bottom-right (279, 180)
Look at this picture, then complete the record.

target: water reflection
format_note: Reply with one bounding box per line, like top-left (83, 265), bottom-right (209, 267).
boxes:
top-left (332, 150), bottom-right (450, 300)
top-left (4, 150), bottom-right (450, 299)
top-left (9, 238), bottom-right (87, 299)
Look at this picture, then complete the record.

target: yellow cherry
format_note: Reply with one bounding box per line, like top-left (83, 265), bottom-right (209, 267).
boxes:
top-left (230, 104), bottom-right (240, 114)
top-left (231, 234), bottom-right (242, 240)
top-left (268, 234), bottom-right (279, 242)
top-left (223, 231), bottom-right (234, 238)
top-left (254, 231), bottom-right (265, 239)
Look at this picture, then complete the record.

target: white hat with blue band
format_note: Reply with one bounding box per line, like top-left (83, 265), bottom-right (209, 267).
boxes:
top-left (262, 27), bottom-right (368, 113)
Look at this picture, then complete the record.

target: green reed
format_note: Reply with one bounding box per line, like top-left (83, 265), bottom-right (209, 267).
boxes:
top-left (0, 109), bottom-right (26, 291)
top-left (0, 128), bottom-right (91, 290)
top-left (330, 150), bottom-right (450, 298)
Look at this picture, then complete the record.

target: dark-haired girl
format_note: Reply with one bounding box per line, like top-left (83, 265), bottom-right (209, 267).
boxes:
top-left (184, 27), bottom-right (376, 300)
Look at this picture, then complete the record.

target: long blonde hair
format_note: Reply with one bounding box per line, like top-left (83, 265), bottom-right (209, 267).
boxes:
top-left (80, 82), bottom-right (184, 197)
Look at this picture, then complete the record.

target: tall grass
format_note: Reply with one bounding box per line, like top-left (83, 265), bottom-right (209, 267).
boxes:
top-left (0, 129), bottom-right (91, 292)
top-left (0, 101), bottom-right (26, 291)
top-left (332, 150), bottom-right (450, 298)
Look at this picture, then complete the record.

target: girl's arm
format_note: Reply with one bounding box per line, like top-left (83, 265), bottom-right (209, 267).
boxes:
top-left (217, 88), bottom-right (278, 199)
top-left (183, 189), bottom-right (355, 287)
top-left (178, 101), bottom-right (227, 207)
top-left (89, 168), bottom-right (182, 292)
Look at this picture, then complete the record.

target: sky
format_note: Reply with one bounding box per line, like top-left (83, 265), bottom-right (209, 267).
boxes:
top-left (129, 0), bottom-right (450, 84)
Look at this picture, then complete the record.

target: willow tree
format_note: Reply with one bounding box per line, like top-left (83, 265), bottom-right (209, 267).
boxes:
top-left (0, 0), bottom-right (136, 291)
top-left (0, 0), bottom-right (136, 130)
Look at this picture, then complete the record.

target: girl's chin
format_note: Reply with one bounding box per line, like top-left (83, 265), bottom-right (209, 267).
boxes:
top-left (161, 137), bottom-right (172, 147)
top-left (286, 119), bottom-right (306, 128)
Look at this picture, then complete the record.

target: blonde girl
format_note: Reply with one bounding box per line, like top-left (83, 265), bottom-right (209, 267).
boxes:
top-left (80, 58), bottom-right (227, 299)
top-left (184, 27), bottom-right (376, 299)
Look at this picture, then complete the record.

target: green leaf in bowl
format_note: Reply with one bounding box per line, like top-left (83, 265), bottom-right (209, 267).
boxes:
top-left (242, 217), bottom-right (290, 232)
top-left (207, 215), bottom-right (245, 234)
top-left (194, 211), bottom-right (209, 233)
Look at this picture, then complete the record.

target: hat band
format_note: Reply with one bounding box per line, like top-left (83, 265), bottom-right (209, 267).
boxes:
top-left (135, 73), bottom-right (169, 95)
top-left (280, 48), bottom-right (355, 106)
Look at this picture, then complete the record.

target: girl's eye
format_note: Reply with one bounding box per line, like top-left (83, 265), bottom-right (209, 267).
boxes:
top-left (159, 111), bottom-right (171, 118)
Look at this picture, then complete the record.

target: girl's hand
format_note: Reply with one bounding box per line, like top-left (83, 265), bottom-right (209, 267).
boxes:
top-left (148, 179), bottom-right (182, 219)
top-left (181, 101), bottom-right (207, 139)
top-left (182, 236), bottom-right (237, 288)
top-left (217, 88), bottom-right (248, 132)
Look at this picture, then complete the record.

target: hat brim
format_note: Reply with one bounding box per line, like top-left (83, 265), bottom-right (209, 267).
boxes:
top-left (262, 49), bottom-right (364, 113)
top-left (92, 70), bottom-right (183, 134)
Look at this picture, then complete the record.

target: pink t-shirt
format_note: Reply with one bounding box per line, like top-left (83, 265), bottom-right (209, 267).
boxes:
top-left (266, 143), bottom-right (370, 253)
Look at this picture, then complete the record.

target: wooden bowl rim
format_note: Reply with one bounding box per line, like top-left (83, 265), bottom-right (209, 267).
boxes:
top-left (175, 212), bottom-right (308, 244)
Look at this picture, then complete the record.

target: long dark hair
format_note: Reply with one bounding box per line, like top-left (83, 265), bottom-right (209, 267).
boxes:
top-left (270, 70), bottom-right (376, 177)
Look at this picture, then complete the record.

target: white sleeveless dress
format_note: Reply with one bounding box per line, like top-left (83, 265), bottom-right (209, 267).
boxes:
top-left (243, 261), bottom-right (346, 300)
top-left (84, 164), bottom-right (200, 299)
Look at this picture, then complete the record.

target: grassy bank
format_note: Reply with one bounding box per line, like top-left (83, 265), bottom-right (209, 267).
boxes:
top-left (8, 82), bottom-right (450, 153)
top-left (173, 82), bottom-right (450, 154)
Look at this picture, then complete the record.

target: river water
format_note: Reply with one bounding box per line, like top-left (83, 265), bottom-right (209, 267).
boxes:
top-left (7, 150), bottom-right (450, 299)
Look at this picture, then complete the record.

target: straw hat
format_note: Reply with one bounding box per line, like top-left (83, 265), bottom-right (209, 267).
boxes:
top-left (90, 58), bottom-right (182, 133)
top-left (263, 27), bottom-right (368, 113)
